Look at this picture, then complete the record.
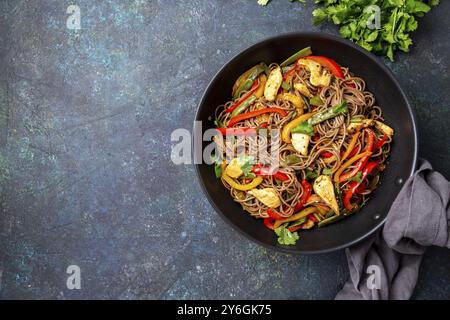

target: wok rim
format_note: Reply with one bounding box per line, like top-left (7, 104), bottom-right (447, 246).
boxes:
top-left (193, 31), bottom-right (418, 254)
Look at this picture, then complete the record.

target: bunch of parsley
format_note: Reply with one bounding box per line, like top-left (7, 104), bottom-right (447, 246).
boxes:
top-left (313, 0), bottom-right (440, 60)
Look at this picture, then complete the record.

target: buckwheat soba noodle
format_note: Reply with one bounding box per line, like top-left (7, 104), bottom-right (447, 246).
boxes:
top-left (211, 47), bottom-right (393, 245)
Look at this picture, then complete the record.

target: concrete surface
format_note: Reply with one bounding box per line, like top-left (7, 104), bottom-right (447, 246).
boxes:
top-left (0, 0), bottom-right (449, 299)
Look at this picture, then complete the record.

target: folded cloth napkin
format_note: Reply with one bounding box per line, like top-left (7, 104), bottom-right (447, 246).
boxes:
top-left (336, 158), bottom-right (450, 300)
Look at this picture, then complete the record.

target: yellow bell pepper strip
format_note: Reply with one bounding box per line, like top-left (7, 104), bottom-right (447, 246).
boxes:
top-left (222, 173), bottom-right (263, 191)
top-left (280, 46), bottom-right (312, 67)
top-left (333, 150), bottom-right (372, 183)
top-left (294, 82), bottom-right (313, 98)
top-left (254, 74), bottom-right (267, 98)
top-left (276, 93), bottom-right (304, 111)
top-left (338, 128), bottom-right (375, 183)
top-left (281, 112), bottom-right (314, 143)
top-left (232, 67), bottom-right (254, 96)
top-left (341, 130), bottom-right (361, 161)
top-left (282, 65), bottom-right (301, 90)
top-left (273, 206), bottom-right (317, 229)
top-left (233, 63), bottom-right (266, 99)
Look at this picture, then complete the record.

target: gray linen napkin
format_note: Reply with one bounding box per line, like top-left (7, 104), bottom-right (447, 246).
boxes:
top-left (336, 158), bottom-right (450, 300)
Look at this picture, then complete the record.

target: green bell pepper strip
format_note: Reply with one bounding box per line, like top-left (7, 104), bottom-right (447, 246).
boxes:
top-left (318, 207), bottom-right (357, 228)
top-left (230, 95), bottom-right (257, 117)
top-left (309, 95), bottom-right (323, 106)
top-left (280, 47), bottom-right (312, 67)
top-left (308, 101), bottom-right (348, 125)
top-left (233, 63), bottom-right (266, 99)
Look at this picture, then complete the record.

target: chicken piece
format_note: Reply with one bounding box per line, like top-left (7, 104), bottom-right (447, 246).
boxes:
top-left (347, 119), bottom-right (374, 134)
top-left (291, 133), bottom-right (310, 156)
top-left (264, 66), bottom-right (282, 101)
top-left (374, 120), bottom-right (394, 136)
top-left (298, 59), bottom-right (331, 87)
top-left (294, 82), bottom-right (313, 98)
top-left (224, 158), bottom-right (243, 178)
top-left (313, 175), bottom-right (340, 215)
top-left (248, 188), bottom-right (281, 208)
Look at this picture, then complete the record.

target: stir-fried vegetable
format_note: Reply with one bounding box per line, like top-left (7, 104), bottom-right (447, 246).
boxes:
top-left (226, 79), bottom-right (260, 114)
top-left (230, 95), bottom-right (257, 117)
top-left (228, 107), bottom-right (288, 127)
top-left (254, 74), bottom-right (267, 98)
top-left (344, 162), bottom-right (378, 211)
top-left (291, 121), bottom-right (314, 136)
top-left (347, 119), bottom-right (374, 134)
top-left (308, 101), bottom-right (348, 125)
top-left (273, 207), bottom-right (317, 229)
top-left (274, 225), bottom-right (299, 245)
top-left (309, 95), bottom-right (323, 106)
top-left (334, 150), bottom-right (371, 183)
top-left (280, 46), bottom-right (312, 67)
top-left (215, 127), bottom-right (257, 136)
top-left (233, 63), bottom-right (266, 99)
top-left (276, 92), bottom-right (304, 111)
top-left (305, 56), bottom-right (345, 79)
top-left (294, 180), bottom-right (313, 212)
top-left (336, 128), bottom-right (374, 183)
top-left (251, 164), bottom-right (289, 181)
top-left (222, 174), bottom-right (263, 191)
top-left (281, 113), bottom-right (314, 143)
top-left (341, 130), bottom-right (360, 161)
top-left (212, 46), bottom-right (394, 246)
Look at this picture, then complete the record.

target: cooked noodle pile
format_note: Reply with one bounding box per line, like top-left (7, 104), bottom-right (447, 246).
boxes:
top-left (211, 49), bottom-right (392, 243)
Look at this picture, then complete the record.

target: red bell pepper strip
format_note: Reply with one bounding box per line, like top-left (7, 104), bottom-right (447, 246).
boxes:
top-left (283, 64), bottom-right (300, 80)
top-left (346, 145), bottom-right (360, 159)
top-left (344, 162), bottom-right (378, 211)
top-left (294, 180), bottom-right (312, 212)
top-left (263, 217), bottom-right (276, 230)
top-left (266, 179), bottom-right (312, 222)
top-left (267, 209), bottom-right (285, 220)
top-left (373, 134), bottom-right (388, 151)
top-left (215, 127), bottom-right (257, 136)
top-left (251, 164), bottom-right (289, 181)
top-left (225, 79), bottom-right (260, 114)
top-left (338, 128), bottom-right (375, 183)
top-left (288, 224), bottom-right (304, 232)
top-left (305, 56), bottom-right (345, 79)
top-left (321, 151), bottom-right (333, 158)
top-left (228, 108), bottom-right (288, 127)
top-left (312, 133), bottom-right (320, 142)
top-left (288, 218), bottom-right (316, 232)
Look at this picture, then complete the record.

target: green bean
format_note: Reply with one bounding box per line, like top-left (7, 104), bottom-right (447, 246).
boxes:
top-left (280, 47), bottom-right (312, 67)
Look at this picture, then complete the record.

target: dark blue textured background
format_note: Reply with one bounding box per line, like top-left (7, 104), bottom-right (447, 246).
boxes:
top-left (0, 0), bottom-right (449, 299)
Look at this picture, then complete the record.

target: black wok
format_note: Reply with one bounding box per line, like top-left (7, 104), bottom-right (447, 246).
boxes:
top-left (194, 32), bottom-right (418, 254)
